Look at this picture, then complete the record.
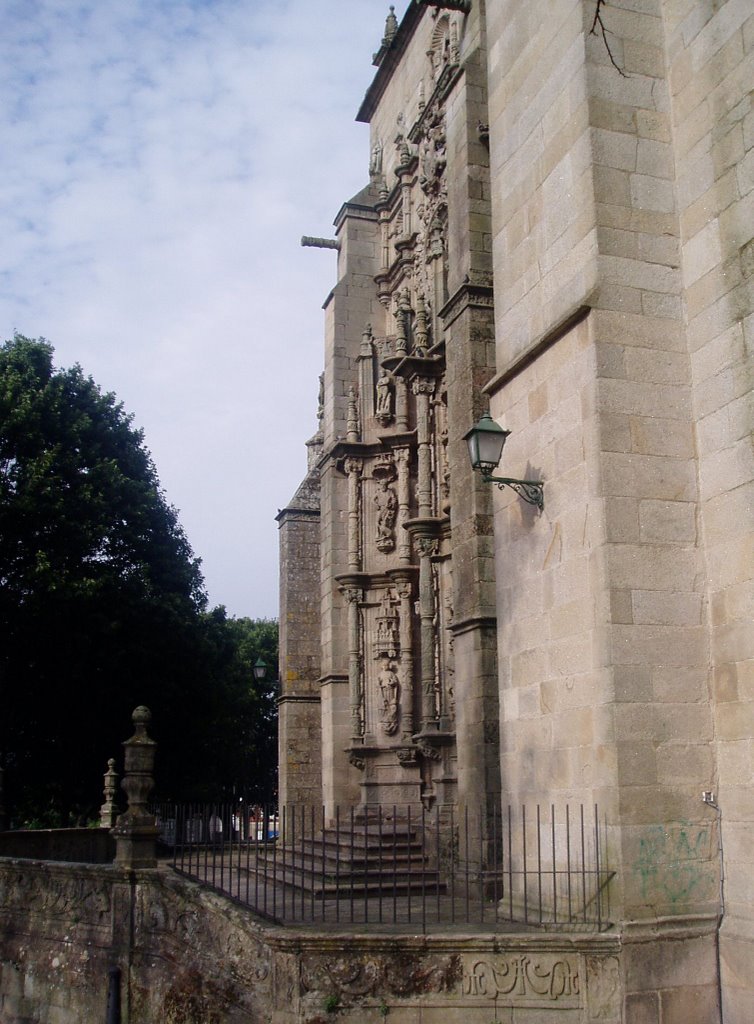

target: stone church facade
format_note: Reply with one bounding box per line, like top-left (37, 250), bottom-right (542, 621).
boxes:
top-left (278, 1), bottom-right (753, 1020)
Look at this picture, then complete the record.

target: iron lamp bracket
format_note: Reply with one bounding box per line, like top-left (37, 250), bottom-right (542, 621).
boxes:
top-left (481, 473), bottom-right (544, 511)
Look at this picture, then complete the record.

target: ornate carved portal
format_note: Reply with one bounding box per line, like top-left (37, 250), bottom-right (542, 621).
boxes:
top-left (331, 37), bottom-right (464, 808)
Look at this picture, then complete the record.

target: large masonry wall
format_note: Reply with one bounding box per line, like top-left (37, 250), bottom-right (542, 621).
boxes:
top-left (662, 2), bottom-right (754, 1020)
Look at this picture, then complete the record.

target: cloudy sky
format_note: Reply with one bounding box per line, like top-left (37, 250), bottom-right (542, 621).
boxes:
top-left (1, 0), bottom-right (410, 619)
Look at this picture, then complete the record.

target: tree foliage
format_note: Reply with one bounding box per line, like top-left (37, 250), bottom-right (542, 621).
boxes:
top-left (0, 336), bottom-right (277, 824)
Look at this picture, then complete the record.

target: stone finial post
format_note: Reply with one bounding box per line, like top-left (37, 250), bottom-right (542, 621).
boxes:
top-left (112, 706), bottom-right (158, 869)
top-left (99, 758), bottom-right (119, 828)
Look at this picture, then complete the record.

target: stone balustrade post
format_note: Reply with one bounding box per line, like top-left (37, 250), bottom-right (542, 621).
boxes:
top-left (111, 706), bottom-right (158, 869)
top-left (99, 758), bottom-right (119, 828)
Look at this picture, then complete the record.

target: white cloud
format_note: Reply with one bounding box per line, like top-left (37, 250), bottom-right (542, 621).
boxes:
top-left (0, 0), bottom-right (411, 618)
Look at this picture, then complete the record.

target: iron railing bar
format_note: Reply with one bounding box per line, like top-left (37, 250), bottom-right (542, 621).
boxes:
top-left (308, 805), bottom-right (314, 922)
top-left (580, 804), bottom-right (587, 925)
top-left (478, 807), bottom-right (484, 923)
top-left (551, 804), bottom-right (557, 926)
top-left (522, 804), bottom-right (528, 924)
top-left (274, 802), bottom-right (280, 925)
top-left (247, 800), bottom-right (252, 906)
top-left (491, 798), bottom-right (497, 929)
top-left (237, 804), bottom-right (242, 901)
top-left (435, 805), bottom-right (441, 923)
top-left (421, 803), bottom-right (427, 935)
top-left (407, 805), bottom-right (412, 925)
top-left (321, 805), bottom-right (327, 923)
top-left (392, 806), bottom-right (398, 925)
top-left (594, 803), bottom-right (602, 931)
top-left (464, 806), bottom-right (470, 924)
top-left (337, 806), bottom-right (343, 925)
top-left (363, 809), bottom-right (370, 925)
top-left (537, 804), bottom-right (542, 924)
top-left (378, 805), bottom-right (383, 925)
top-left (507, 804), bottom-right (513, 922)
top-left (566, 804), bottom-right (572, 923)
top-left (448, 804), bottom-right (455, 925)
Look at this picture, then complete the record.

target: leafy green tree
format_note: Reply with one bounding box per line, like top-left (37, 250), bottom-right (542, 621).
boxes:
top-left (220, 616), bottom-right (278, 803)
top-left (0, 336), bottom-right (277, 823)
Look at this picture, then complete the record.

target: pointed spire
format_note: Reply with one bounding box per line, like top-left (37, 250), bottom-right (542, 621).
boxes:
top-left (383, 5), bottom-right (398, 46)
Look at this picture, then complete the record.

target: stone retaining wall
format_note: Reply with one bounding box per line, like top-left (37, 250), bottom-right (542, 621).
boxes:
top-left (0, 857), bottom-right (636, 1023)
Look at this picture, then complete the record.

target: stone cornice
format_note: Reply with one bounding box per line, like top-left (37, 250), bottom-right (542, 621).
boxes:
top-left (620, 912), bottom-right (719, 944)
top-left (319, 673), bottom-right (348, 688)
top-left (276, 693), bottom-right (320, 706)
top-left (483, 304), bottom-right (591, 397)
top-left (275, 505), bottom-right (320, 524)
top-left (439, 281), bottom-right (494, 328)
top-left (449, 614), bottom-right (497, 636)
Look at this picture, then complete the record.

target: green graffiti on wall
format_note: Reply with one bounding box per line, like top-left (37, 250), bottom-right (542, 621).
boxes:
top-left (633, 821), bottom-right (713, 905)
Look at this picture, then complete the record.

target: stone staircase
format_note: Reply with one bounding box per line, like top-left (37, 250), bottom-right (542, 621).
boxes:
top-left (253, 818), bottom-right (445, 898)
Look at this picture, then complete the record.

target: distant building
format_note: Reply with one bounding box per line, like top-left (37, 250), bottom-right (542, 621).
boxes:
top-left (278, 2), bottom-right (753, 1020)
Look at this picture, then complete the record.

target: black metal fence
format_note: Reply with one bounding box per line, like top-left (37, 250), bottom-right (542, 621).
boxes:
top-left (154, 801), bottom-right (614, 933)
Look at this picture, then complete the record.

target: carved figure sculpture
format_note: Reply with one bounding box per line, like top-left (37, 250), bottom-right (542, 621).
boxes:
top-left (374, 478), bottom-right (398, 552)
top-left (375, 369), bottom-right (393, 424)
top-left (369, 139), bottom-right (383, 176)
top-left (378, 661), bottom-right (401, 735)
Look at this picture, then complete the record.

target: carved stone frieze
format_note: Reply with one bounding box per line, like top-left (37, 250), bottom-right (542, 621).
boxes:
top-left (300, 953), bottom-right (462, 998)
top-left (462, 955), bottom-right (580, 1004)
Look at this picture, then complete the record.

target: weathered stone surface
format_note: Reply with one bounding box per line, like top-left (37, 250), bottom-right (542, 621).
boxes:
top-left (275, 0), bottom-right (753, 1018)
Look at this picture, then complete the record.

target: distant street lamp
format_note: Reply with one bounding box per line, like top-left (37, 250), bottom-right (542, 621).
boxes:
top-left (464, 413), bottom-right (544, 511)
top-left (253, 657), bottom-right (267, 682)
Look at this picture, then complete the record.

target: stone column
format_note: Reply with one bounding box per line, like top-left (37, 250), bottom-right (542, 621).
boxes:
top-left (394, 575), bottom-right (415, 740)
top-left (112, 706), bottom-right (158, 870)
top-left (343, 457), bottom-right (363, 573)
top-left (395, 377), bottom-right (409, 431)
top-left (343, 585), bottom-right (364, 742)
top-left (395, 447), bottom-right (412, 565)
top-left (413, 377), bottom-right (435, 517)
top-left (417, 536), bottom-right (439, 729)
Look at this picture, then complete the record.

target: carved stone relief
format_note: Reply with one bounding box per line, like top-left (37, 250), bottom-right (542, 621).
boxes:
top-left (586, 955), bottom-right (621, 1020)
top-left (462, 955), bottom-right (580, 1005)
top-left (374, 588), bottom-right (400, 659)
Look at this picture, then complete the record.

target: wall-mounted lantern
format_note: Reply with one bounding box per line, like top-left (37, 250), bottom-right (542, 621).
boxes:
top-left (464, 414), bottom-right (544, 511)
top-left (253, 657), bottom-right (268, 682)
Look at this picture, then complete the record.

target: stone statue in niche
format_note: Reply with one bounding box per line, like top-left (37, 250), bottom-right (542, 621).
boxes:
top-left (369, 139), bottom-right (383, 177)
top-left (375, 369), bottom-right (394, 425)
top-left (378, 660), bottom-right (401, 735)
top-left (374, 477), bottom-right (398, 552)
